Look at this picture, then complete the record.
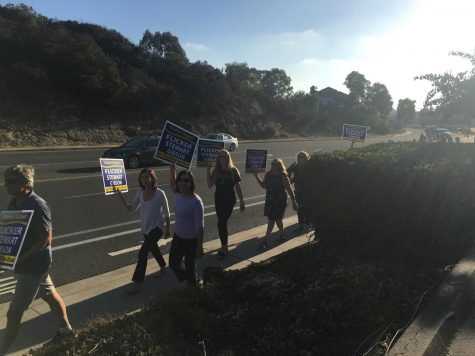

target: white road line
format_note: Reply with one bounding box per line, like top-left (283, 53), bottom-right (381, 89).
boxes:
top-left (34, 157), bottom-right (296, 184)
top-left (108, 239), bottom-right (167, 257)
top-left (0, 289), bottom-right (15, 296)
top-left (0, 277), bottom-right (14, 283)
top-left (55, 219), bottom-right (139, 240)
top-left (64, 184), bottom-right (166, 199)
top-left (0, 160), bottom-right (99, 169)
top-left (64, 188), bottom-right (140, 199)
top-left (36, 174), bottom-right (110, 183)
top-left (0, 148), bottom-right (106, 155)
top-left (54, 200), bottom-right (266, 252)
top-left (0, 281), bottom-right (17, 292)
top-left (54, 194), bottom-right (266, 240)
top-left (53, 229), bottom-right (141, 251)
top-left (36, 170), bottom-right (141, 183)
top-left (108, 244), bottom-right (144, 257)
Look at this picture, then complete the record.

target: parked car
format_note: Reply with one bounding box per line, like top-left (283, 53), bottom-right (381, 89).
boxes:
top-left (424, 126), bottom-right (454, 143)
top-left (435, 128), bottom-right (454, 143)
top-left (203, 133), bottom-right (238, 151)
top-left (102, 136), bottom-right (161, 168)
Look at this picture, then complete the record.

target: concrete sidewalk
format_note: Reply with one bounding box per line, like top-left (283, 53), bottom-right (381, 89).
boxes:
top-left (389, 244), bottom-right (475, 356)
top-left (0, 215), bottom-right (312, 356)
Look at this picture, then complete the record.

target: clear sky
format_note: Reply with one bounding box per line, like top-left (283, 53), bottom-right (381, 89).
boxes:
top-left (2, 0), bottom-right (474, 108)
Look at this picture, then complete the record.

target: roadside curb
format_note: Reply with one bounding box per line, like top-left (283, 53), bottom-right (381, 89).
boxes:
top-left (388, 245), bottom-right (475, 356)
top-left (0, 131), bottom-right (412, 153)
top-left (0, 137), bottom-right (340, 153)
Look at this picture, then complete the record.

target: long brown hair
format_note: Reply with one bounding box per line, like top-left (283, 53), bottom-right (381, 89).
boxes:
top-left (175, 170), bottom-right (196, 194)
top-left (138, 168), bottom-right (158, 190)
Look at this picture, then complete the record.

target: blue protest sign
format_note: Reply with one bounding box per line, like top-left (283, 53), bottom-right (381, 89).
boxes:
top-left (196, 139), bottom-right (225, 167)
top-left (0, 210), bottom-right (34, 270)
top-left (245, 149), bottom-right (268, 173)
top-left (154, 121), bottom-right (199, 169)
top-left (100, 158), bottom-right (129, 195)
top-left (342, 124), bottom-right (368, 142)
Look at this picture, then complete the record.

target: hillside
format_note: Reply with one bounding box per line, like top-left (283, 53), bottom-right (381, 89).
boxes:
top-left (0, 4), bottom-right (394, 146)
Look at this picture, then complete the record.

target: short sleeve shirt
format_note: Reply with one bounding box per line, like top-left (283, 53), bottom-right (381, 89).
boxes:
top-left (7, 192), bottom-right (52, 274)
top-left (214, 168), bottom-right (241, 202)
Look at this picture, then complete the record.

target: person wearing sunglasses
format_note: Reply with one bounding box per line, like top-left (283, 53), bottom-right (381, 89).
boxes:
top-left (254, 158), bottom-right (298, 249)
top-left (169, 164), bottom-right (204, 286)
top-left (116, 168), bottom-right (170, 295)
top-left (287, 151), bottom-right (310, 233)
top-left (206, 149), bottom-right (245, 259)
top-left (1, 165), bottom-right (73, 355)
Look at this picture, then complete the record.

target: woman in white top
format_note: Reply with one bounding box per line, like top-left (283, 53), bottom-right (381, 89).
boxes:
top-left (117, 168), bottom-right (170, 294)
top-left (169, 164), bottom-right (204, 286)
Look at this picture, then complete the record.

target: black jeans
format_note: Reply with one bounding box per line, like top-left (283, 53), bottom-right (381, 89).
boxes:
top-left (132, 227), bottom-right (166, 283)
top-left (215, 198), bottom-right (235, 246)
top-left (169, 233), bottom-right (198, 286)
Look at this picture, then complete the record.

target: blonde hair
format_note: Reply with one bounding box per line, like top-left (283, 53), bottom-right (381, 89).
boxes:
top-left (269, 158), bottom-right (287, 174)
top-left (4, 164), bottom-right (35, 189)
top-left (212, 149), bottom-right (235, 176)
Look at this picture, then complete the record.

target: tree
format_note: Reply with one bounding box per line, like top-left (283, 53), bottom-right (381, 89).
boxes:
top-left (309, 85), bottom-right (317, 96)
top-left (261, 68), bottom-right (293, 99)
top-left (397, 98), bottom-right (416, 128)
top-left (416, 50), bottom-right (475, 127)
top-left (224, 62), bottom-right (261, 90)
top-left (366, 82), bottom-right (393, 120)
top-left (344, 71), bottom-right (370, 104)
top-left (139, 30), bottom-right (188, 65)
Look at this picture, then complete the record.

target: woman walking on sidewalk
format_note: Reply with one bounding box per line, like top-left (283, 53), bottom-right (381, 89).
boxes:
top-left (254, 158), bottom-right (298, 249)
top-left (206, 149), bottom-right (245, 259)
top-left (117, 168), bottom-right (170, 294)
top-left (287, 151), bottom-right (310, 233)
top-left (169, 164), bottom-right (204, 286)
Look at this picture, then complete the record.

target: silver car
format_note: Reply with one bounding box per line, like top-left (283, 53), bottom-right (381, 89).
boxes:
top-left (203, 133), bottom-right (239, 151)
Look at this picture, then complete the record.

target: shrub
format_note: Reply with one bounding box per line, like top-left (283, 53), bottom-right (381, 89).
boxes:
top-left (301, 142), bottom-right (475, 266)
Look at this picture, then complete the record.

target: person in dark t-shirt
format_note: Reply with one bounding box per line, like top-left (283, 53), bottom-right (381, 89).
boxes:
top-left (0, 165), bottom-right (72, 355)
top-left (287, 151), bottom-right (310, 232)
top-left (206, 150), bottom-right (245, 258)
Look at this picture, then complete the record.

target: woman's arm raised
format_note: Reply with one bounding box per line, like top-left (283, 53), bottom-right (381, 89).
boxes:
top-left (169, 163), bottom-right (176, 191)
top-left (206, 166), bottom-right (215, 188)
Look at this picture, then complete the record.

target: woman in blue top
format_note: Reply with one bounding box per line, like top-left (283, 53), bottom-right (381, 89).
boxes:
top-left (117, 168), bottom-right (170, 294)
top-left (254, 158), bottom-right (298, 249)
top-left (169, 164), bottom-right (204, 286)
top-left (206, 149), bottom-right (245, 258)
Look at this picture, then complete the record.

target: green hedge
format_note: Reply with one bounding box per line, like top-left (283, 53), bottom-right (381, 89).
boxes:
top-left (301, 142), bottom-right (475, 266)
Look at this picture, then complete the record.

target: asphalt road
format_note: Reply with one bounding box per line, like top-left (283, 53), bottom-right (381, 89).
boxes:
top-left (0, 131), bottom-right (421, 303)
